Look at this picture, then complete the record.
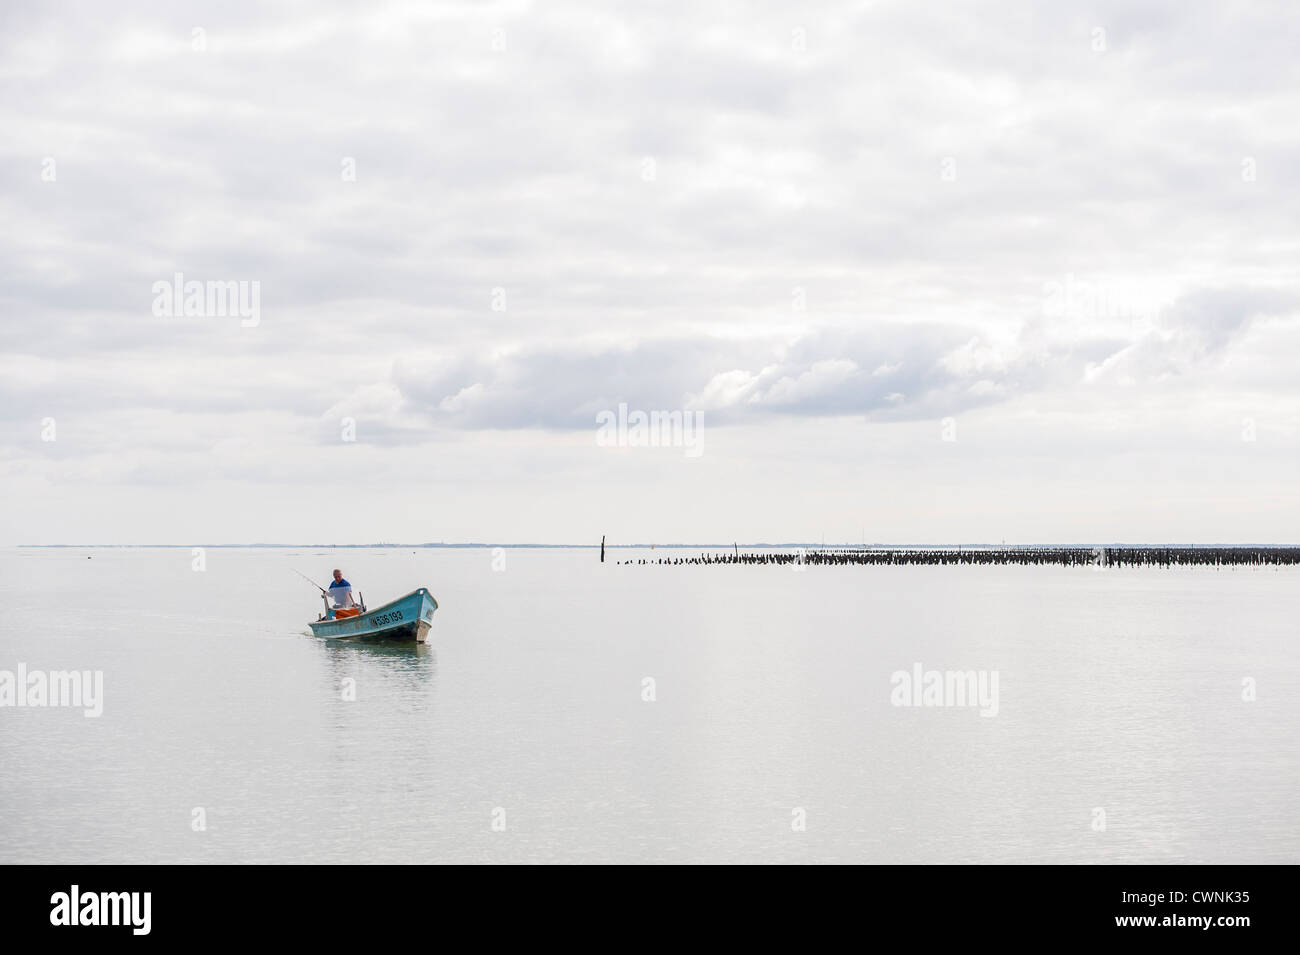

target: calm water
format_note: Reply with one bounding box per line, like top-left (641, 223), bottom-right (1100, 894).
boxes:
top-left (1, 547), bottom-right (1296, 864)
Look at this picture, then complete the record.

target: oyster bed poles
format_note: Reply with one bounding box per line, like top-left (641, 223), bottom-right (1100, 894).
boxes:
top-left (619, 545), bottom-right (1300, 567)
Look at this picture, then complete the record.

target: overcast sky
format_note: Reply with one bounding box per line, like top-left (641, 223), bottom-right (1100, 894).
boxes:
top-left (3, 1), bottom-right (1298, 545)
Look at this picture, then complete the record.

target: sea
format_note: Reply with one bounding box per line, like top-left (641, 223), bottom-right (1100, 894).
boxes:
top-left (1, 546), bottom-right (1296, 864)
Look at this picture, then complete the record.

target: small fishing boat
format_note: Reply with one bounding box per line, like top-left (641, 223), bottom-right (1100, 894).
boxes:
top-left (308, 588), bottom-right (439, 643)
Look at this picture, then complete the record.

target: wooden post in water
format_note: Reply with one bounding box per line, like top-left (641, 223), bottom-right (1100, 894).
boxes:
top-left (601, 535), bottom-right (605, 563)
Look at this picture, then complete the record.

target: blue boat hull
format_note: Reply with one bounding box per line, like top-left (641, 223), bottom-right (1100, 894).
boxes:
top-left (308, 588), bottom-right (438, 643)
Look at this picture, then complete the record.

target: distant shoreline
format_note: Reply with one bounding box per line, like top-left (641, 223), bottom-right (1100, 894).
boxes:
top-left (13, 543), bottom-right (1300, 550)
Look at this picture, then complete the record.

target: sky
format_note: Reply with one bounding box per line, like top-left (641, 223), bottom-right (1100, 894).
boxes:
top-left (2, 0), bottom-right (1299, 545)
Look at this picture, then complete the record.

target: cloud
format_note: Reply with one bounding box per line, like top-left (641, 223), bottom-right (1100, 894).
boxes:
top-left (3, 1), bottom-right (1300, 541)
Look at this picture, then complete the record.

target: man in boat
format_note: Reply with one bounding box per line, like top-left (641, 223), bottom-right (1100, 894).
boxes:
top-left (327, 569), bottom-right (357, 610)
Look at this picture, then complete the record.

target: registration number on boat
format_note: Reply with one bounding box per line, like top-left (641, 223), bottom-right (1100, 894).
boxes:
top-left (368, 610), bottom-right (404, 627)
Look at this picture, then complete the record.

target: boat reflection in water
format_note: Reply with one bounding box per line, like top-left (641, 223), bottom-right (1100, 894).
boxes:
top-left (315, 639), bottom-right (439, 708)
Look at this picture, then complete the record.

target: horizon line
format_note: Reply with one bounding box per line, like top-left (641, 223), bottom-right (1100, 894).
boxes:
top-left (12, 542), bottom-right (1300, 550)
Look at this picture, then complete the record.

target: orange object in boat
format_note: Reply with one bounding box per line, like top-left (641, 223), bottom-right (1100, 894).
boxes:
top-left (334, 607), bottom-right (361, 619)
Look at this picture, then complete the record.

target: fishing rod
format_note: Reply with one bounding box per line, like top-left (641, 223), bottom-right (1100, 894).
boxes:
top-left (293, 569), bottom-right (328, 596)
top-left (293, 571), bottom-right (335, 623)
top-left (294, 570), bottom-right (335, 620)
top-left (294, 569), bottom-right (364, 615)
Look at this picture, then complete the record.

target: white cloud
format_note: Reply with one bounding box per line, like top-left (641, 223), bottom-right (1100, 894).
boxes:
top-left (2, 0), bottom-right (1300, 541)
